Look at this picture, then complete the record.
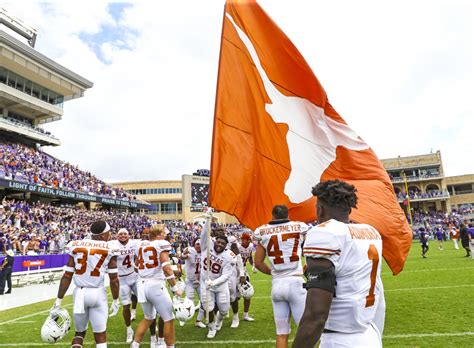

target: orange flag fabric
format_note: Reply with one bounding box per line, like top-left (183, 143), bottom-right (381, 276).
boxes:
top-left (209, 0), bottom-right (412, 275)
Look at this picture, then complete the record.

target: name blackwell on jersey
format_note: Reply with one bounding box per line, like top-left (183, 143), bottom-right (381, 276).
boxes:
top-left (69, 240), bottom-right (109, 249)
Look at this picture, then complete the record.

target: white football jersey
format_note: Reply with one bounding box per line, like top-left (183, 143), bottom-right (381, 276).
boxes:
top-left (184, 247), bottom-right (201, 282)
top-left (200, 240), bottom-right (236, 282)
top-left (135, 239), bottom-right (172, 280)
top-left (238, 243), bottom-right (253, 266)
top-left (303, 219), bottom-right (384, 333)
top-left (254, 220), bottom-right (308, 279)
top-left (65, 239), bottom-right (116, 288)
top-left (108, 239), bottom-right (139, 276)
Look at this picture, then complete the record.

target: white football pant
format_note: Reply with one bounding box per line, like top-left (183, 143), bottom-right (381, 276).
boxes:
top-left (271, 276), bottom-right (306, 335)
top-left (200, 283), bottom-right (230, 316)
top-left (139, 280), bottom-right (174, 322)
top-left (320, 323), bottom-right (382, 348)
top-left (73, 287), bottom-right (108, 333)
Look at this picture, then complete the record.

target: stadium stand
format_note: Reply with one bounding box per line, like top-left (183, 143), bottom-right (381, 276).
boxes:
top-left (0, 199), bottom-right (156, 255)
top-left (0, 139), bottom-right (136, 201)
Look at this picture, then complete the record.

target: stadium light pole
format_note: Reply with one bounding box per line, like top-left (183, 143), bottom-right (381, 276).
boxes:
top-left (402, 171), bottom-right (413, 226)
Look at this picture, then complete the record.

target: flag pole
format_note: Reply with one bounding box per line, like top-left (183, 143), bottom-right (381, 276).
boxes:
top-left (205, 209), bottom-right (212, 324)
top-left (402, 171), bottom-right (413, 226)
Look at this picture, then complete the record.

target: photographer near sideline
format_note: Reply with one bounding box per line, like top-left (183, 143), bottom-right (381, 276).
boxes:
top-left (0, 249), bottom-right (15, 295)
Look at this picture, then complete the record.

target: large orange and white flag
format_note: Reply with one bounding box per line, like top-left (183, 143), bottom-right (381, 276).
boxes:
top-left (209, 0), bottom-right (412, 274)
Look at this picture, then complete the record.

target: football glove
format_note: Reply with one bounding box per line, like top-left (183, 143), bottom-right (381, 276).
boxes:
top-left (205, 279), bottom-right (215, 289)
top-left (205, 208), bottom-right (214, 219)
top-left (49, 298), bottom-right (62, 315)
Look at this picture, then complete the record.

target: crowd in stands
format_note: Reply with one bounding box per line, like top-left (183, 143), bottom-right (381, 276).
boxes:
top-left (410, 209), bottom-right (474, 238)
top-left (0, 141), bottom-right (135, 201)
top-left (0, 199), bottom-right (155, 255)
top-left (0, 199), bottom-right (245, 256)
top-left (389, 171), bottom-right (441, 183)
top-left (397, 189), bottom-right (449, 201)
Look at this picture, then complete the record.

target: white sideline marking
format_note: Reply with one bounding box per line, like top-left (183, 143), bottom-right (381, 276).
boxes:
top-left (384, 331), bottom-right (474, 339)
top-left (252, 284), bottom-right (474, 299)
top-left (0, 342), bottom-right (278, 347)
top-left (382, 266), bottom-right (474, 274)
top-left (0, 304), bottom-right (72, 326)
top-left (385, 284), bottom-right (474, 292)
top-left (11, 320), bottom-right (36, 324)
top-left (1, 333), bottom-right (473, 346)
top-left (253, 266), bottom-right (474, 278)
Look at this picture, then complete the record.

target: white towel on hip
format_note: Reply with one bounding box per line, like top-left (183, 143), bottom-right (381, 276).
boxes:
top-left (137, 280), bottom-right (146, 303)
top-left (73, 287), bottom-right (86, 314)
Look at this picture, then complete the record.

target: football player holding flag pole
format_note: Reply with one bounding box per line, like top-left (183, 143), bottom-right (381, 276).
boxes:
top-left (199, 208), bottom-right (236, 338)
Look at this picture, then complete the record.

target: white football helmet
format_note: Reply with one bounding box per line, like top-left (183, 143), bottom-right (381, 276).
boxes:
top-left (173, 297), bottom-right (196, 322)
top-left (41, 308), bottom-right (71, 343)
top-left (238, 280), bottom-right (254, 299)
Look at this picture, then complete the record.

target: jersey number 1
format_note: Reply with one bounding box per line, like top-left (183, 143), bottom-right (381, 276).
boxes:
top-left (366, 244), bottom-right (379, 307)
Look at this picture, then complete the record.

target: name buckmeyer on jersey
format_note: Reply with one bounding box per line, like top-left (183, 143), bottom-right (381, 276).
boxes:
top-left (257, 223), bottom-right (304, 235)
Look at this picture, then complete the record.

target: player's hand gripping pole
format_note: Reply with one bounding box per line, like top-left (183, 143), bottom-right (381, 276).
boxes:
top-left (204, 208), bottom-right (213, 323)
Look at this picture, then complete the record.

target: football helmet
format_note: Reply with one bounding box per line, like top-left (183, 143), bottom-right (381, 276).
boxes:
top-left (41, 308), bottom-right (71, 343)
top-left (238, 280), bottom-right (254, 299)
top-left (173, 297), bottom-right (196, 322)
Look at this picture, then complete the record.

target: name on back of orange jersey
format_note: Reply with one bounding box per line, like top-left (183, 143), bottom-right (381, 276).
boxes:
top-left (258, 224), bottom-right (301, 235)
top-left (70, 240), bottom-right (109, 249)
top-left (348, 226), bottom-right (381, 240)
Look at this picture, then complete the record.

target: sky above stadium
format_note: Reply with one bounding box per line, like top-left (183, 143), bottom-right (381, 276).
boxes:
top-left (3, 0), bottom-right (473, 183)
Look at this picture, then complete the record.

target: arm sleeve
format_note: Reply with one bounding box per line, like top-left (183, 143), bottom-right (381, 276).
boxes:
top-left (200, 220), bottom-right (210, 252)
top-left (64, 241), bottom-right (74, 256)
top-left (253, 227), bottom-right (262, 243)
top-left (181, 247), bottom-right (190, 259)
top-left (236, 254), bottom-right (245, 277)
top-left (213, 256), bottom-right (235, 286)
top-left (159, 240), bottom-right (172, 252)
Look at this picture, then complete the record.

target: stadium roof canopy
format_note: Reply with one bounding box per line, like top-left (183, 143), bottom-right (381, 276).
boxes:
top-left (0, 30), bottom-right (93, 91)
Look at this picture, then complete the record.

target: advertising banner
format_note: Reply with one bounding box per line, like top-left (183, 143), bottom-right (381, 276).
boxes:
top-left (0, 178), bottom-right (152, 209)
top-left (0, 254), bottom-right (69, 273)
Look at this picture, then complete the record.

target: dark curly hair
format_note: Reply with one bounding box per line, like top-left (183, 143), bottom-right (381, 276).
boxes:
top-left (311, 180), bottom-right (358, 213)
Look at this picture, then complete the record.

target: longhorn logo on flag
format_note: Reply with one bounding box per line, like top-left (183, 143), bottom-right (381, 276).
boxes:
top-left (209, 0), bottom-right (412, 274)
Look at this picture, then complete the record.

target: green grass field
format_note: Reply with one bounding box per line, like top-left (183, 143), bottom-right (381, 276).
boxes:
top-left (1, 240), bottom-right (473, 347)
